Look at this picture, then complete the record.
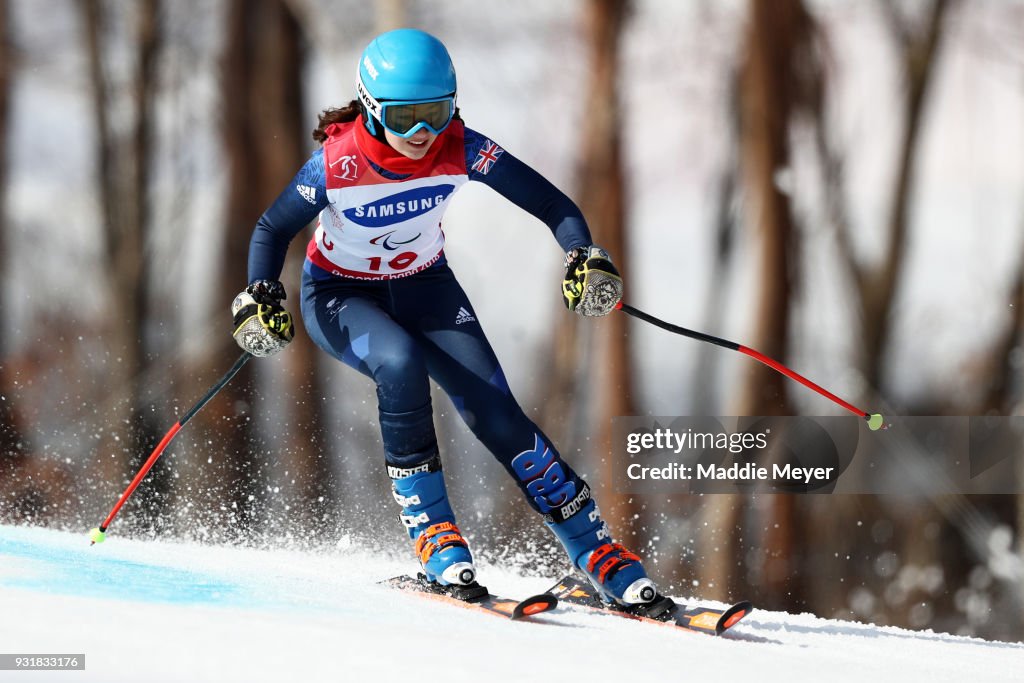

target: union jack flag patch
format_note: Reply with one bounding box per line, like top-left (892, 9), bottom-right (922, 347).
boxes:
top-left (471, 140), bottom-right (504, 175)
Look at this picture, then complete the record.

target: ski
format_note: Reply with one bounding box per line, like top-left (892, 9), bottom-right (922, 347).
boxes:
top-left (547, 575), bottom-right (753, 636)
top-left (384, 574), bottom-right (558, 621)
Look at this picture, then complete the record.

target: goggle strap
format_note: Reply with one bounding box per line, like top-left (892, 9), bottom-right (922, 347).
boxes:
top-left (356, 72), bottom-right (384, 122)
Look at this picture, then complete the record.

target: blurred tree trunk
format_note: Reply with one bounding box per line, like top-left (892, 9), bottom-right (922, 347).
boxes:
top-left (737, 0), bottom-right (801, 609)
top-left (834, 0), bottom-right (953, 394)
top-left (537, 0), bottom-right (635, 544)
top-left (967, 208), bottom-right (1024, 636)
top-left (262, 1), bottom-right (331, 533)
top-left (735, 1), bottom-right (810, 417)
top-left (0, 2), bottom-right (76, 522)
top-left (700, 0), bottom-right (819, 608)
top-left (810, 0), bottom-right (957, 627)
top-left (693, 75), bottom-right (740, 414)
top-left (874, 0), bottom-right (982, 635)
top-left (1008, 215), bottom-right (1024, 633)
top-left (0, 0), bottom-right (27, 512)
top-left (0, 0), bottom-right (17, 458)
top-left (81, 0), bottom-right (162, 527)
top-left (567, 0), bottom-right (638, 539)
top-left (187, 0), bottom-right (326, 536)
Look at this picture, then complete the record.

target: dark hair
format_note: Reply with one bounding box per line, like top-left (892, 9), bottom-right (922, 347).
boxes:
top-left (312, 100), bottom-right (361, 143)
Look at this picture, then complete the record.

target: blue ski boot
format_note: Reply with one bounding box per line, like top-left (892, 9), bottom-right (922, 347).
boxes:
top-left (547, 498), bottom-right (657, 606)
top-left (388, 457), bottom-right (476, 587)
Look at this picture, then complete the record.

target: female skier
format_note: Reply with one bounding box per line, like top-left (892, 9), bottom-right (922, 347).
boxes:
top-left (231, 28), bottom-right (657, 607)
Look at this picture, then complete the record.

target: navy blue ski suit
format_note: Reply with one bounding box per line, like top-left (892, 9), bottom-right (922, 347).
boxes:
top-left (247, 119), bottom-right (594, 522)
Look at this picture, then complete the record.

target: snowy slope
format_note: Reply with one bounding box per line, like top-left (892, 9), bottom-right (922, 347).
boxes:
top-left (0, 525), bottom-right (1020, 683)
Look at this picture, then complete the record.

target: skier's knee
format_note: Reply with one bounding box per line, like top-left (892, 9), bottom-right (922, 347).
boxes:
top-left (373, 337), bottom-right (426, 385)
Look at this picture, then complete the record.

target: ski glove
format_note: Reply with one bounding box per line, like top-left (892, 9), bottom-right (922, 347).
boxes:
top-left (231, 279), bottom-right (295, 357)
top-left (562, 246), bottom-right (623, 316)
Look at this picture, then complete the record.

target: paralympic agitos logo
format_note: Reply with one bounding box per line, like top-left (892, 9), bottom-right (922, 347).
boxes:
top-left (344, 184), bottom-right (455, 228)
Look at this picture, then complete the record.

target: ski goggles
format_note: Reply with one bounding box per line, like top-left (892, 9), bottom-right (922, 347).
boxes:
top-left (358, 77), bottom-right (455, 138)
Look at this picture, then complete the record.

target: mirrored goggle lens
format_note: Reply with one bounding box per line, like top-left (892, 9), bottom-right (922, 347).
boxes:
top-left (383, 99), bottom-right (453, 135)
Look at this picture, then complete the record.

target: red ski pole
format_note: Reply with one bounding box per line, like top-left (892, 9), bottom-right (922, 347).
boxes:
top-left (616, 302), bottom-right (886, 430)
top-left (89, 351), bottom-right (252, 545)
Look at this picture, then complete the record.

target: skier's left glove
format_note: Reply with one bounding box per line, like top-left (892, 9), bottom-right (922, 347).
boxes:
top-left (231, 279), bottom-right (295, 357)
top-left (562, 245), bottom-right (623, 316)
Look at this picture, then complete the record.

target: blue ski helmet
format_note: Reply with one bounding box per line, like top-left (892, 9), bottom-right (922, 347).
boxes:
top-left (357, 29), bottom-right (457, 138)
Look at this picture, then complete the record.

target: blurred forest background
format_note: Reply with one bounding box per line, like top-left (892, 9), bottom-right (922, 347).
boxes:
top-left (1, 0), bottom-right (1023, 641)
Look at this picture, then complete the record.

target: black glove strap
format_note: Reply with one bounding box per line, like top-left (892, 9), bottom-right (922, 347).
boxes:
top-left (232, 303), bottom-right (260, 328)
top-left (564, 247), bottom-right (588, 273)
top-left (247, 279), bottom-right (287, 304)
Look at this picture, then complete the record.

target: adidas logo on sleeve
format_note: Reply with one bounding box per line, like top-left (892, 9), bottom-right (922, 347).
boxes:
top-left (455, 307), bottom-right (476, 325)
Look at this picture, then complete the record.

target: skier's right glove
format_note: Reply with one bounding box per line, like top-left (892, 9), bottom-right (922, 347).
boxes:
top-left (231, 279), bottom-right (295, 357)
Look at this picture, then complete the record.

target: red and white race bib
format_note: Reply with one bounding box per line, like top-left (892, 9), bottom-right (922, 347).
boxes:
top-left (306, 121), bottom-right (468, 280)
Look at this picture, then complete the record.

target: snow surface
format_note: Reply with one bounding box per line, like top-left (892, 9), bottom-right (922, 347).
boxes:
top-left (0, 524), bottom-right (1020, 683)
